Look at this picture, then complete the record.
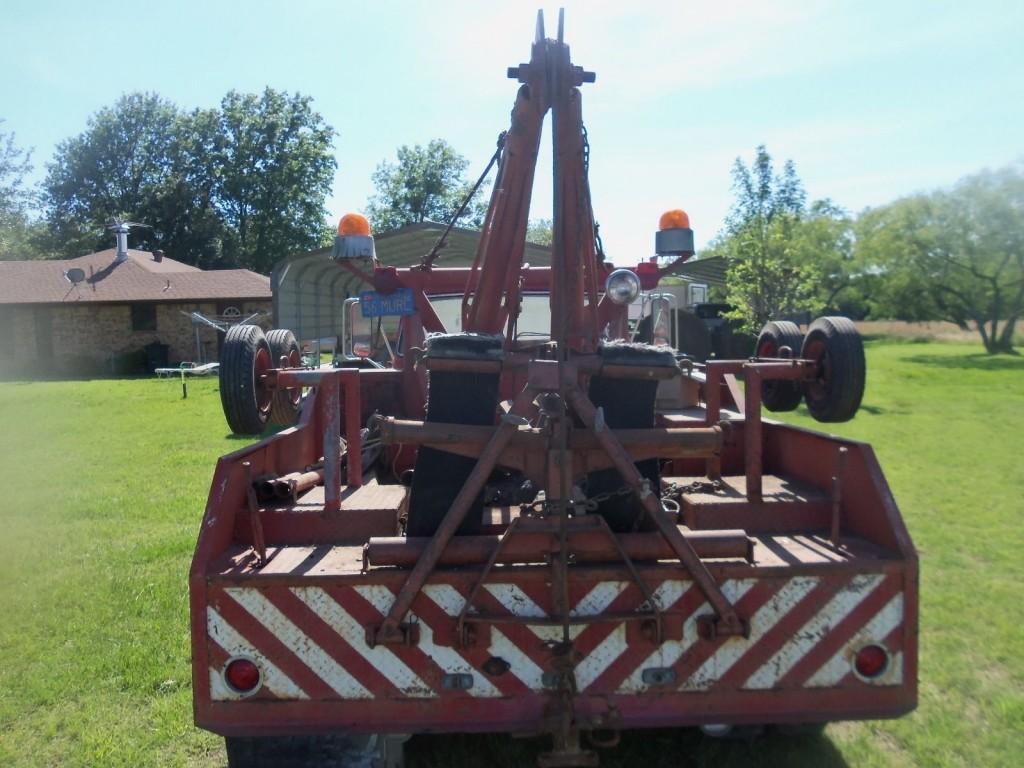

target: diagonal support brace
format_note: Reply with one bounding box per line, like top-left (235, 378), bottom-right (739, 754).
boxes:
top-left (374, 386), bottom-right (536, 645)
top-left (565, 385), bottom-right (746, 638)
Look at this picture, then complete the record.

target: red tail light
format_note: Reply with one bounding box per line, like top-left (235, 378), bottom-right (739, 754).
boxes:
top-left (225, 657), bottom-right (261, 694)
top-left (854, 644), bottom-right (889, 679)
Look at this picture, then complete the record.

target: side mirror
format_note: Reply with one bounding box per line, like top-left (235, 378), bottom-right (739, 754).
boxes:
top-left (635, 293), bottom-right (676, 349)
top-left (342, 298), bottom-right (374, 359)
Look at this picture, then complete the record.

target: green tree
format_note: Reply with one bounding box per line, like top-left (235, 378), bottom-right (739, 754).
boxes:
top-left (43, 93), bottom-right (181, 258)
top-left (712, 145), bottom-right (821, 332)
top-left (214, 89), bottom-right (336, 273)
top-left (857, 165), bottom-right (1024, 353)
top-left (526, 218), bottom-right (553, 246)
top-left (42, 89), bottom-right (336, 272)
top-left (366, 139), bottom-right (487, 232)
top-left (790, 199), bottom-right (867, 317)
top-left (0, 121), bottom-right (48, 260)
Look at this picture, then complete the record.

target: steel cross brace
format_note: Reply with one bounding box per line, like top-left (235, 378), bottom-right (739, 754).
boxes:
top-left (565, 385), bottom-right (747, 638)
top-left (453, 513), bottom-right (664, 648)
top-left (373, 385), bottom-right (538, 646)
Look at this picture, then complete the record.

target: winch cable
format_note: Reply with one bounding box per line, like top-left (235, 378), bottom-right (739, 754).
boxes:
top-left (419, 131), bottom-right (508, 270)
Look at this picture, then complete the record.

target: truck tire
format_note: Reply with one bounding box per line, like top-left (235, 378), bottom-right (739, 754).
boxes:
top-left (267, 328), bottom-right (302, 426)
top-left (754, 320), bottom-right (804, 412)
top-left (801, 316), bottom-right (865, 423)
top-left (586, 343), bottom-right (677, 532)
top-left (225, 733), bottom-right (405, 768)
top-left (406, 334), bottom-right (503, 537)
top-left (219, 324), bottom-right (273, 435)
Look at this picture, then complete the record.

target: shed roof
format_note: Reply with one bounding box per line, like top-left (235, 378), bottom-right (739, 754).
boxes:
top-left (670, 255), bottom-right (727, 287)
top-left (0, 249), bottom-right (271, 306)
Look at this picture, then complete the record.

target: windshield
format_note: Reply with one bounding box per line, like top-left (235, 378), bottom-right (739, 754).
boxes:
top-left (428, 294), bottom-right (552, 337)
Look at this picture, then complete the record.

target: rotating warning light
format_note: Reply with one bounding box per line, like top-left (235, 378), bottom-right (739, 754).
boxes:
top-left (333, 212), bottom-right (375, 261)
top-left (655, 207), bottom-right (695, 258)
top-left (658, 208), bottom-right (690, 231)
top-left (337, 212), bottom-right (371, 236)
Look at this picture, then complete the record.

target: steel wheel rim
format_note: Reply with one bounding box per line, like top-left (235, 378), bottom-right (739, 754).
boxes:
top-left (285, 348), bottom-right (302, 406)
top-left (803, 336), bottom-right (830, 401)
top-left (254, 346), bottom-right (273, 412)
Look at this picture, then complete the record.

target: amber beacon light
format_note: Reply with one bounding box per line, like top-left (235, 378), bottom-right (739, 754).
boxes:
top-left (655, 207), bottom-right (695, 258)
top-left (333, 212), bottom-right (375, 260)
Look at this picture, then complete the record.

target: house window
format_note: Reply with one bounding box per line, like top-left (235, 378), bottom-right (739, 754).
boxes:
top-left (131, 304), bottom-right (157, 332)
top-left (0, 309), bottom-right (12, 354)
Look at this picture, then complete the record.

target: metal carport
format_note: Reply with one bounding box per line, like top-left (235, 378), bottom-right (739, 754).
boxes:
top-left (271, 222), bottom-right (553, 344)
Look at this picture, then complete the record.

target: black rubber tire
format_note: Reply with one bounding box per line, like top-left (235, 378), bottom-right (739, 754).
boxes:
top-left (226, 733), bottom-right (401, 768)
top-left (266, 328), bottom-right (302, 427)
top-left (219, 324), bottom-right (272, 435)
top-left (586, 343), bottom-right (676, 533)
top-left (774, 722), bottom-right (828, 737)
top-left (801, 316), bottom-right (865, 423)
top-left (406, 334), bottom-right (503, 537)
top-left (754, 320), bottom-right (804, 412)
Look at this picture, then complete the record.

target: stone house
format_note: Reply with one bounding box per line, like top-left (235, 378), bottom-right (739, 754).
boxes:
top-left (0, 248), bottom-right (271, 377)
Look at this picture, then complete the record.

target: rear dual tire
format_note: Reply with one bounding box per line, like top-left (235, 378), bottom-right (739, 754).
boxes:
top-left (801, 316), bottom-right (865, 423)
top-left (266, 329), bottom-right (302, 427)
top-left (754, 320), bottom-right (804, 412)
top-left (754, 317), bottom-right (866, 422)
top-left (220, 326), bottom-right (302, 436)
top-left (219, 324), bottom-right (273, 436)
top-left (226, 734), bottom-right (405, 768)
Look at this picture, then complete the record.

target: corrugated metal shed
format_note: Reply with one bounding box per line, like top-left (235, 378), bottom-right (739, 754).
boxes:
top-left (670, 255), bottom-right (728, 287)
top-left (272, 222), bottom-right (552, 342)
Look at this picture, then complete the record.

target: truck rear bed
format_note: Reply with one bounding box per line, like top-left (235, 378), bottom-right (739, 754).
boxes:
top-left (193, 462), bottom-right (916, 736)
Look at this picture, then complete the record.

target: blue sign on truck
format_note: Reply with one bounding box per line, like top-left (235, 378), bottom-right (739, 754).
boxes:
top-left (360, 288), bottom-right (416, 318)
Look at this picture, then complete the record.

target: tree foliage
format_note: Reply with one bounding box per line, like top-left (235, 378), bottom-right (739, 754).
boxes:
top-left (365, 139), bottom-right (487, 233)
top-left (42, 90), bottom-right (335, 272)
top-left (0, 121), bottom-right (47, 260)
top-left (856, 165), bottom-right (1024, 353)
top-left (215, 90), bottom-right (336, 273)
top-left (711, 145), bottom-right (822, 332)
top-left (526, 218), bottom-right (553, 246)
top-left (789, 199), bottom-right (864, 317)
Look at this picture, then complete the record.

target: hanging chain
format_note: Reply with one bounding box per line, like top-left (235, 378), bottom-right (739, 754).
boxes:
top-left (581, 123), bottom-right (606, 262)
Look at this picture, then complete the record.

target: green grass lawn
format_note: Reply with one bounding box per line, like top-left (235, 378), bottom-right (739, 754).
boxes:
top-left (1, 341), bottom-right (1022, 767)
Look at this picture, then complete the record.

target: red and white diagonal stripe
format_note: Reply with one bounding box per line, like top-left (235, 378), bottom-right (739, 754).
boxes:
top-left (205, 573), bottom-right (905, 701)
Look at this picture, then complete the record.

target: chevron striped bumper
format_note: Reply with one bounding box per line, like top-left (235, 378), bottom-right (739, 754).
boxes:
top-left (193, 548), bottom-right (916, 735)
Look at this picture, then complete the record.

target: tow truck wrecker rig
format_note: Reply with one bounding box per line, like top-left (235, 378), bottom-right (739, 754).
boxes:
top-left (192, 12), bottom-right (917, 767)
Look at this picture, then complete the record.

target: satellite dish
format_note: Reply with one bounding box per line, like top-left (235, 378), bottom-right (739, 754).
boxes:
top-left (65, 268), bottom-right (86, 284)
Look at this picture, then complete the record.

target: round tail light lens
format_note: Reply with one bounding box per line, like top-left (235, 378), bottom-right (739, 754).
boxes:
top-left (854, 644), bottom-right (889, 679)
top-left (225, 657), bottom-right (261, 694)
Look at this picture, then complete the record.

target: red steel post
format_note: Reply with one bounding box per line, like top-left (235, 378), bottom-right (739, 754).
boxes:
top-left (744, 367), bottom-right (763, 501)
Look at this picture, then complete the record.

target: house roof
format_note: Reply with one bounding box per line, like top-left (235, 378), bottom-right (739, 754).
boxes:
top-left (0, 249), bottom-right (271, 306)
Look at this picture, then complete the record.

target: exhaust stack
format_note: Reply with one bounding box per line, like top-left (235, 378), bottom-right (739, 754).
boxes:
top-left (113, 223), bottom-right (130, 263)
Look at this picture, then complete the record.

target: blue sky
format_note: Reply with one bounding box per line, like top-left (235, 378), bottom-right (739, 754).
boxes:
top-left (2, 0), bottom-right (1022, 260)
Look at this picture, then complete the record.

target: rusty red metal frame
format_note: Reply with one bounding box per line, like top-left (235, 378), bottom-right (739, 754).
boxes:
top-left (704, 358), bottom-right (823, 501)
top-left (191, 13), bottom-right (918, 765)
